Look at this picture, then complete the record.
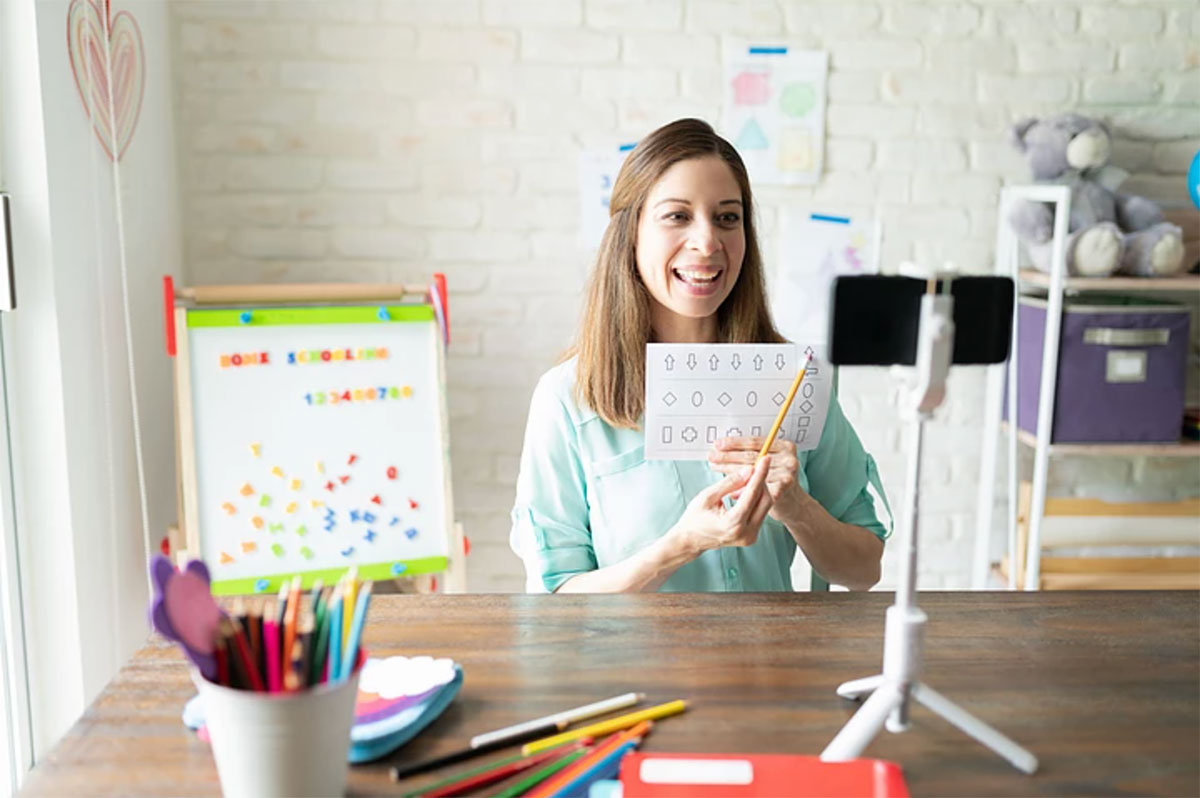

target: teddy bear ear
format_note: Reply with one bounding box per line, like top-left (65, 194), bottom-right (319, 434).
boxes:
top-left (1010, 117), bottom-right (1038, 152)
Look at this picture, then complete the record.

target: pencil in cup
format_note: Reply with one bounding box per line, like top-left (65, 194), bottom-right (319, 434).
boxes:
top-left (758, 352), bottom-right (814, 459)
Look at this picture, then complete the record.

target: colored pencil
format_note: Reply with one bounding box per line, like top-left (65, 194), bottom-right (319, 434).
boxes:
top-left (282, 638), bottom-right (304, 692)
top-left (246, 601), bottom-right (262, 681)
top-left (263, 613), bottom-right (280, 693)
top-left (491, 747), bottom-right (594, 798)
top-left (273, 583), bottom-right (288, 689)
top-left (548, 738), bottom-right (641, 798)
top-left (327, 585), bottom-right (344, 683)
top-left (282, 576), bottom-right (302, 690)
top-left (213, 632), bottom-right (230, 687)
top-left (342, 566), bottom-right (358, 648)
top-left (340, 580), bottom-right (372, 681)
top-left (225, 615), bottom-right (265, 692)
top-left (523, 700), bottom-right (686, 755)
top-left (310, 588), bottom-right (333, 687)
top-left (389, 720), bottom-right (570, 781)
top-left (527, 722), bottom-right (650, 798)
top-left (422, 744), bottom-right (583, 798)
top-left (758, 352), bottom-right (814, 459)
top-left (398, 738), bottom-right (593, 796)
top-left (470, 692), bottom-right (644, 749)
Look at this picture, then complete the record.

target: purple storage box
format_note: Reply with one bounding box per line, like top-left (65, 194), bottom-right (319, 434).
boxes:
top-left (1012, 295), bottom-right (1190, 443)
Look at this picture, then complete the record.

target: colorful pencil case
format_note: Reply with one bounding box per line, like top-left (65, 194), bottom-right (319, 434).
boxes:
top-left (182, 655), bottom-right (462, 764)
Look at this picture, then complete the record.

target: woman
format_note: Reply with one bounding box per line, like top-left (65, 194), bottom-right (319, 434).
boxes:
top-left (509, 118), bottom-right (889, 593)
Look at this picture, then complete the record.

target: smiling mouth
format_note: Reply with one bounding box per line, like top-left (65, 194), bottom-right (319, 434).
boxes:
top-left (672, 267), bottom-right (723, 286)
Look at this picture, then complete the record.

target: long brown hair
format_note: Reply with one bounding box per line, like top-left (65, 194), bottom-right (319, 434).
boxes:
top-left (571, 118), bottom-right (784, 429)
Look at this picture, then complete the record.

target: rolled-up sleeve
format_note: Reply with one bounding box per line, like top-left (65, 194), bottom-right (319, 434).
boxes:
top-left (509, 375), bottom-right (597, 592)
top-left (805, 393), bottom-right (892, 542)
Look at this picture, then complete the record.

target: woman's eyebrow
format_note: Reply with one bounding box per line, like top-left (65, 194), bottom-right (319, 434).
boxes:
top-left (652, 198), bottom-right (743, 207)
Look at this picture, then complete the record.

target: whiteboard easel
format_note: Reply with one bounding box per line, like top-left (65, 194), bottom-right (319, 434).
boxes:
top-left (165, 276), bottom-right (465, 595)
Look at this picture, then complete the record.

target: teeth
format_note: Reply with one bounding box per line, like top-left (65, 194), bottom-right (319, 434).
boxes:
top-left (675, 269), bottom-right (719, 284)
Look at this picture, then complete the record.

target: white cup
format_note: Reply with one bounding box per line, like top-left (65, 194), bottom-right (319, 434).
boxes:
top-left (193, 670), bottom-right (360, 798)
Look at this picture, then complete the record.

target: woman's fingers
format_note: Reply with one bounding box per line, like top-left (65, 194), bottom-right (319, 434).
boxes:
top-left (700, 464), bottom-right (753, 507)
top-left (730, 456), bottom-right (770, 520)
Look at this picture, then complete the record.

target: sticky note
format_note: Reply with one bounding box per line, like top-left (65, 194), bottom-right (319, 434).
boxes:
top-left (251, 516), bottom-right (264, 530)
top-left (271, 543), bottom-right (285, 557)
top-left (240, 483), bottom-right (254, 496)
top-left (286, 502), bottom-right (298, 514)
top-left (259, 494), bottom-right (271, 507)
top-left (290, 478), bottom-right (302, 491)
top-left (241, 541), bottom-right (257, 553)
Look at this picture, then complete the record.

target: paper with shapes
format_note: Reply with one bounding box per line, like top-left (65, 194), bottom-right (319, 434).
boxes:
top-left (645, 343), bottom-right (830, 460)
top-left (579, 143), bottom-right (636, 249)
top-left (773, 209), bottom-right (880, 349)
top-left (722, 44), bottom-right (827, 186)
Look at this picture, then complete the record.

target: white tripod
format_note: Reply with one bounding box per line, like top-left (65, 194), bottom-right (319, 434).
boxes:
top-left (820, 282), bottom-right (1038, 775)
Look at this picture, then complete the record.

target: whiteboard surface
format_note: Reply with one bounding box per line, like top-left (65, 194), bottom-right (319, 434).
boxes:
top-left (186, 312), bottom-right (448, 590)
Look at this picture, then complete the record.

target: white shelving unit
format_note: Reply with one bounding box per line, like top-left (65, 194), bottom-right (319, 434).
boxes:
top-left (972, 185), bottom-right (1200, 590)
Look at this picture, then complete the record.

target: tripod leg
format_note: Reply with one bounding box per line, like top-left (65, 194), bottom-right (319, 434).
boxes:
top-left (835, 674), bottom-right (884, 700)
top-left (912, 683), bottom-right (1038, 774)
top-left (820, 681), bottom-right (904, 762)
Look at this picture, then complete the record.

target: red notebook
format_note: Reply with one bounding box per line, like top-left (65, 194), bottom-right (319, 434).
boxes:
top-left (620, 752), bottom-right (909, 798)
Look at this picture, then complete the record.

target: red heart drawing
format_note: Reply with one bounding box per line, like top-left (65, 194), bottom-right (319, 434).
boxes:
top-left (67, 0), bottom-right (145, 162)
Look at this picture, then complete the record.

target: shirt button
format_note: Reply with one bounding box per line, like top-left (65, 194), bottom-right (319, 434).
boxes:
top-left (727, 567), bottom-right (739, 579)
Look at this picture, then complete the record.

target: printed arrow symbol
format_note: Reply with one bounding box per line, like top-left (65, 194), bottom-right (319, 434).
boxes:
top-left (686, 353), bottom-right (697, 370)
top-left (753, 354), bottom-right (763, 371)
top-left (664, 354), bottom-right (675, 370)
top-left (731, 353), bottom-right (742, 370)
top-left (775, 353), bottom-right (786, 370)
top-left (709, 354), bottom-right (719, 370)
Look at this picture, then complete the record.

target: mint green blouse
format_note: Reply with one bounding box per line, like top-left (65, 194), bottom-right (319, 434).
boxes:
top-left (509, 358), bottom-right (891, 593)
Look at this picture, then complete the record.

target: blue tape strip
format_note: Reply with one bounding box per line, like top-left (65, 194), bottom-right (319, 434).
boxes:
top-left (810, 213), bottom-right (851, 224)
top-left (748, 46), bottom-right (788, 55)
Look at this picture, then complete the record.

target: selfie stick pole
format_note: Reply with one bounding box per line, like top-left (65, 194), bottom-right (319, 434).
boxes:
top-left (820, 281), bottom-right (1037, 774)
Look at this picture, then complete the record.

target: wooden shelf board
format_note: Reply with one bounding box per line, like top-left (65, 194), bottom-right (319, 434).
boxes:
top-left (1002, 422), bottom-right (1200, 457)
top-left (1018, 268), bottom-right (1200, 293)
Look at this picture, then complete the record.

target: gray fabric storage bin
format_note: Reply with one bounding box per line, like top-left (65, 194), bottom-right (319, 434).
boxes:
top-left (1014, 295), bottom-right (1190, 443)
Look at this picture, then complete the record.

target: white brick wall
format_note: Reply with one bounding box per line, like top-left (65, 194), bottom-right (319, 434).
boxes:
top-left (172, 0), bottom-right (1200, 593)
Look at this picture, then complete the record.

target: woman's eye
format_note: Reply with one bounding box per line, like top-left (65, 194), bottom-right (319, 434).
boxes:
top-left (718, 213), bottom-right (741, 225)
top-left (663, 211), bottom-right (689, 222)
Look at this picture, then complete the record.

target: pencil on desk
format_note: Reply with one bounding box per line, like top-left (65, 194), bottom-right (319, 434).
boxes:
top-left (527, 721), bottom-right (651, 798)
top-left (758, 352), bottom-right (814, 459)
top-left (522, 699), bottom-right (687, 755)
top-left (401, 738), bottom-right (593, 797)
top-left (389, 719), bottom-right (571, 781)
top-left (491, 746), bottom-right (594, 798)
top-left (421, 743), bottom-right (588, 798)
top-left (469, 692), bottom-right (644, 749)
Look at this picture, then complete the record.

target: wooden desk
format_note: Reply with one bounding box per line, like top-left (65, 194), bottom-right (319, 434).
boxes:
top-left (21, 592), bottom-right (1200, 797)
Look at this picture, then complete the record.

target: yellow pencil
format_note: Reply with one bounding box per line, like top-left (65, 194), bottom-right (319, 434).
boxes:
top-left (521, 699), bottom-right (688, 755)
top-left (758, 352), bottom-right (814, 460)
top-left (342, 566), bottom-right (358, 647)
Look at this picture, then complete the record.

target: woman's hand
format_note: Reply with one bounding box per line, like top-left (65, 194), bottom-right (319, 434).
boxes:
top-left (708, 437), bottom-right (807, 527)
top-left (667, 455), bottom-right (774, 558)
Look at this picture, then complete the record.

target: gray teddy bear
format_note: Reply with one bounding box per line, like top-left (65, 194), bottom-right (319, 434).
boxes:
top-left (1008, 113), bottom-right (1185, 277)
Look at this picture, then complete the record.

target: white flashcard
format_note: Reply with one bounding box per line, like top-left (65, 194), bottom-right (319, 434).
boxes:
top-left (645, 343), bottom-right (830, 460)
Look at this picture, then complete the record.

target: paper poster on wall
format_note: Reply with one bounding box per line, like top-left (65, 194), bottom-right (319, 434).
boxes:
top-left (578, 142), bottom-right (636, 249)
top-left (773, 210), bottom-right (880, 349)
top-left (645, 343), bottom-right (831, 460)
top-left (722, 44), bottom-right (827, 186)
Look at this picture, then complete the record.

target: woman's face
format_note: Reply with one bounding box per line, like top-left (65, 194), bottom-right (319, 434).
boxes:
top-left (635, 155), bottom-right (746, 331)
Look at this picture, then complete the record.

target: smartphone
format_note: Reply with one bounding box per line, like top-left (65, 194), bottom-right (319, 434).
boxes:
top-left (827, 275), bottom-right (1013, 366)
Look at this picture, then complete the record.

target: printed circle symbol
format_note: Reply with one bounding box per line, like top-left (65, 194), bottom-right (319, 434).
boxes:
top-left (780, 82), bottom-right (816, 118)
